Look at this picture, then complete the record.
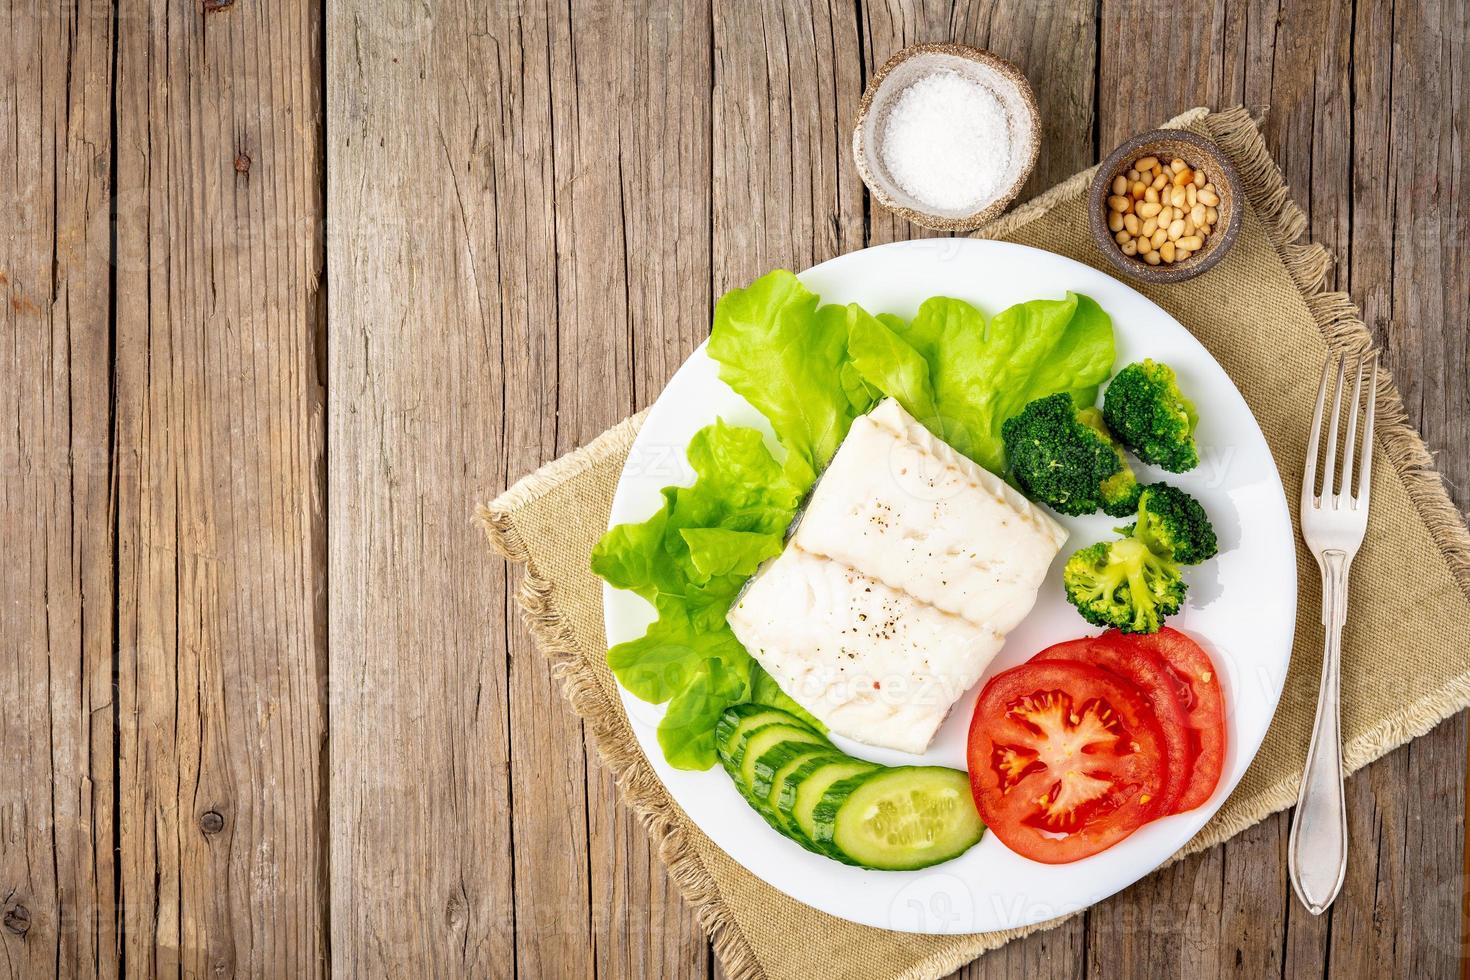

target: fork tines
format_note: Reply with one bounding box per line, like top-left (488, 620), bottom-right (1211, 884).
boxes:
top-left (1304, 352), bottom-right (1378, 508)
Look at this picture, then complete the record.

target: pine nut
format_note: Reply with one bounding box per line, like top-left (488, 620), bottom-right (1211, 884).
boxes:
top-left (1110, 154), bottom-right (1220, 266)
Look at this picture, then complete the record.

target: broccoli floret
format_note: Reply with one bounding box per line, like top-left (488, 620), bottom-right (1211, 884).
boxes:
top-left (1102, 360), bottom-right (1200, 472)
top-left (1063, 537), bottom-right (1186, 635)
top-left (1132, 483), bottom-right (1218, 565)
top-left (1002, 394), bottom-right (1141, 517)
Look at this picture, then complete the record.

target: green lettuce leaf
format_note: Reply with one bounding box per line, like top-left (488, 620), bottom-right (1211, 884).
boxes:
top-left (850, 292), bottom-right (1114, 473)
top-left (658, 655), bottom-right (753, 770)
top-left (847, 306), bottom-right (941, 430)
top-left (708, 270), bottom-right (874, 488)
top-left (591, 419), bottom-right (802, 769)
top-left (680, 528), bottom-right (784, 582)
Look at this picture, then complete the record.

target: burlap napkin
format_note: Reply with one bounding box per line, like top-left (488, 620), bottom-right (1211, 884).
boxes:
top-left (478, 106), bottom-right (1470, 980)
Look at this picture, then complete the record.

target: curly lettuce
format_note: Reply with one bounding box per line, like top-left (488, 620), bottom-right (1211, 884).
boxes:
top-left (591, 420), bottom-right (802, 769)
top-left (848, 292), bottom-right (1114, 473)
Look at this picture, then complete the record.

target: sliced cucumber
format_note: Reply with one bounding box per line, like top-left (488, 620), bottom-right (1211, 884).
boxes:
top-left (751, 741), bottom-right (832, 810)
top-left (715, 705), bottom-right (808, 772)
top-left (811, 766), bottom-right (984, 871)
top-left (737, 724), bottom-right (827, 795)
top-left (787, 757), bottom-right (880, 863)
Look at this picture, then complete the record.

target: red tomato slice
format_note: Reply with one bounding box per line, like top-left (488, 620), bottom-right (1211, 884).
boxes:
top-left (1117, 628), bottom-right (1228, 812)
top-left (968, 660), bottom-right (1168, 864)
top-left (1034, 636), bottom-right (1197, 817)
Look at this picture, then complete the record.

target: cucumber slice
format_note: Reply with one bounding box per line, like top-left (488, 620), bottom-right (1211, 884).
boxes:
top-left (737, 724), bottom-right (827, 794)
top-left (788, 757), bottom-right (880, 862)
top-left (751, 741), bottom-right (832, 810)
top-left (811, 767), bottom-right (984, 871)
top-left (715, 705), bottom-right (809, 771)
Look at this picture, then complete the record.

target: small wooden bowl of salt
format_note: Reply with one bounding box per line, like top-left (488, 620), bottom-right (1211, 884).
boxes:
top-left (853, 43), bottom-right (1040, 232)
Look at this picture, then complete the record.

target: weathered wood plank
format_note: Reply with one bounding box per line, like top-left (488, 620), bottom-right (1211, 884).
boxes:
top-left (112, 0), bottom-right (328, 974)
top-left (326, 0), bottom-right (517, 975)
top-left (1357, 1), bottom-right (1470, 976)
top-left (712, 0), bottom-right (866, 291)
top-left (579, 2), bottom-right (716, 977)
top-left (537, 0), bottom-right (713, 975)
top-left (0, 2), bottom-right (117, 977)
top-left (477, 3), bottom-right (595, 977)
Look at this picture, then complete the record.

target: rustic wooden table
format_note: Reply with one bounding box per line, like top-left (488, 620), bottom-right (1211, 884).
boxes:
top-left (3, 0), bottom-right (1467, 976)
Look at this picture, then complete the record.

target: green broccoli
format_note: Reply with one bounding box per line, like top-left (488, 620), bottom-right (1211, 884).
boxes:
top-left (1001, 394), bottom-right (1142, 518)
top-left (1130, 483), bottom-right (1218, 565)
top-left (1062, 537), bottom-right (1186, 635)
top-left (1102, 359), bottom-right (1200, 472)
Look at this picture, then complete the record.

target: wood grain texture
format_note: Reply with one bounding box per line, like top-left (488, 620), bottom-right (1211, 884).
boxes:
top-left (111, 0), bottom-right (328, 975)
top-left (326, 0), bottom-right (516, 975)
top-left (581, 3), bottom-right (715, 978)
top-left (0, 2), bottom-right (117, 977)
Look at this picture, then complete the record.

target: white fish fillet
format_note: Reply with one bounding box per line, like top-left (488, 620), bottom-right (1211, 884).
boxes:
top-left (796, 399), bottom-right (1067, 634)
top-left (728, 546), bottom-right (1003, 755)
top-left (727, 398), bottom-right (1067, 754)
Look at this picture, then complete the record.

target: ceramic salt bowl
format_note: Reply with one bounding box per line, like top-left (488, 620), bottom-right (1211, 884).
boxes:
top-left (852, 43), bottom-right (1040, 232)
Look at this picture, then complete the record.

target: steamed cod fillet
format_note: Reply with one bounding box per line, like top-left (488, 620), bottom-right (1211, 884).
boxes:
top-left (726, 398), bottom-right (1068, 754)
top-left (796, 398), bottom-right (1068, 634)
top-left (728, 546), bottom-right (1004, 755)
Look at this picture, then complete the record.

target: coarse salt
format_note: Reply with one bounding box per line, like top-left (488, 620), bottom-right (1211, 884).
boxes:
top-left (880, 68), bottom-right (1014, 213)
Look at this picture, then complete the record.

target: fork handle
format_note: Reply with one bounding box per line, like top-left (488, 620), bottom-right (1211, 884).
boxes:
top-left (1288, 549), bottom-right (1350, 914)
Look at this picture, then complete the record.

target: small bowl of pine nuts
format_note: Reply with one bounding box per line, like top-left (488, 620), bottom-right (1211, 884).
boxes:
top-left (1087, 129), bottom-right (1243, 284)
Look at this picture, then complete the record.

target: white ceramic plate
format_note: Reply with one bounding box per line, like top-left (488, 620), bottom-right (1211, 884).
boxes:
top-left (602, 239), bottom-right (1296, 934)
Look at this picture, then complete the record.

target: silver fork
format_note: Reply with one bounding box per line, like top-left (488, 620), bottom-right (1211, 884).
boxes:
top-left (1287, 352), bottom-right (1378, 915)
